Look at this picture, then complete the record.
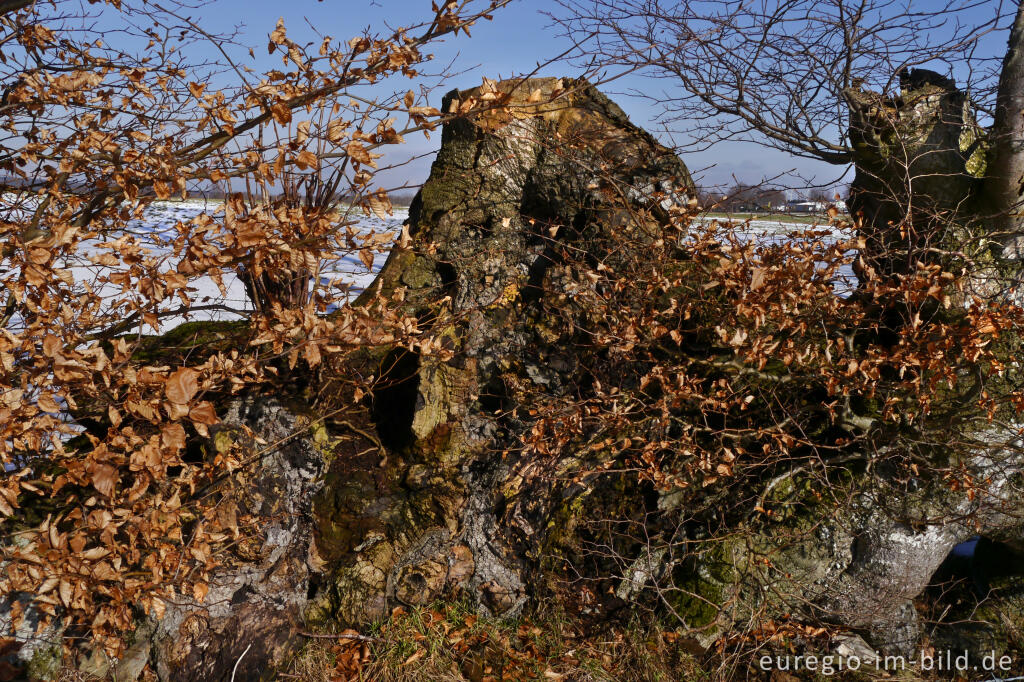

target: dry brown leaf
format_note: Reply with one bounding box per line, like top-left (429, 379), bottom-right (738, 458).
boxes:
top-left (271, 101), bottom-right (292, 125)
top-left (193, 582), bottom-right (209, 603)
top-left (327, 118), bottom-right (348, 143)
top-left (58, 580), bottom-right (72, 608)
top-left (82, 546), bottom-right (110, 561)
top-left (403, 648), bottom-right (425, 666)
top-left (88, 463), bottom-right (119, 498)
top-left (165, 367), bottom-right (200, 405)
top-left (189, 401), bottom-right (218, 425)
top-left (269, 17), bottom-right (287, 46)
top-left (36, 392), bottom-right (60, 413)
top-left (295, 119), bottom-right (310, 145)
top-left (161, 423), bottom-right (186, 451)
top-left (345, 140), bottom-right (374, 166)
top-left (366, 191), bottom-right (392, 218)
top-left (303, 342), bottom-right (321, 368)
top-left (295, 149), bottom-right (318, 170)
top-left (749, 267), bottom-right (766, 291)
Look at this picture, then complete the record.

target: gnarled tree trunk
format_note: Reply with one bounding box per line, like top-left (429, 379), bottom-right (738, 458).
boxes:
top-left (14, 77), bottom-right (698, 681)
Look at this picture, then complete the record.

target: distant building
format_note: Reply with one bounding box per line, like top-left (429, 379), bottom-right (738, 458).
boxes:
top-left (787, 200), bottom-right (825, 213)
top-left (784, 199), bottom-right (848, 213)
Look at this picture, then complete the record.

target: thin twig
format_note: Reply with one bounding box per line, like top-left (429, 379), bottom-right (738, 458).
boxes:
top-left (231, 642), bottom-right (252, 682)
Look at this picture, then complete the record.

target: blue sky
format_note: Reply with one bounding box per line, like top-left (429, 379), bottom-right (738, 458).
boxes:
top-left (173, 0), bottom-right (1012, 196)
top-left (175, 0), bottom-right (840, 193)
top-left (195, 1), bottom-right (573, 81)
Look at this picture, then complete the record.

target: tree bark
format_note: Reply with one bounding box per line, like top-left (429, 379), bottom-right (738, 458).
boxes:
top-left (985, 0), bottom-right (1024, 253)
top-left (0, 1), bottom-right (31, 17)
top-left (846, 68), bottom-right (983, 282)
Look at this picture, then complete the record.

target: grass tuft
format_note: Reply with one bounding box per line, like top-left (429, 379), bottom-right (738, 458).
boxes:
top-left (283, 601), bottom-right (708, 681)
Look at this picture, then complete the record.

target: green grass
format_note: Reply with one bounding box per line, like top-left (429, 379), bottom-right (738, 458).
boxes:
top-left (284, 601), bottom-right (709, 681)
top-left (283, 601), bottom-right (958, 681)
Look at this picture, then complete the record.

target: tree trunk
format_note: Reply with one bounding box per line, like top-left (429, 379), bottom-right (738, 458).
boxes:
top-left (312, 76), bottom-right (698, 630)
top-left (985, 0), bottom-right (1024, 254)
top-left (845, 68), bottom-right (983, 282)
top-left (828, 62), bottom-right (1024, 654)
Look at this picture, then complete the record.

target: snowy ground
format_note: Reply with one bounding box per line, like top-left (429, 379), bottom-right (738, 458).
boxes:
top-left (3, 204), bottom-right (856, 337)
top-left (45, 200), bottom-right (407, 334)
top-left (78, 212), bottom-right (856, 331)
top-left (697, 217), bottom-right (858, 297)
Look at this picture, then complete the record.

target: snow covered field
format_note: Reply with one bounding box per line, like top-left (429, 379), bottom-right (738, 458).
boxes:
top-left (3, 204), bottom-right (856, 338)
top-left (45, 200), bottom-right (407, 334)
top-left (698, 217), bottom-right (858, 296)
